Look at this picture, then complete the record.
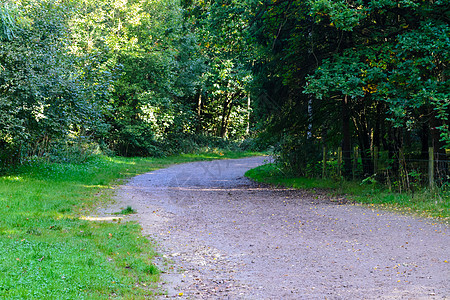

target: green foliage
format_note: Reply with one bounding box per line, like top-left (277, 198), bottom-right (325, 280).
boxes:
top-left (182, 0), bottom-right (255, 138)
top-left (274, 134), bottom-right (322, 177)
top-left (115, 206), bottom-right (136, 215)
top-left (0, 0), bottom-right (267, 168)
top-left (1, 0), bottom-right (448, 185)
top-left (0, 0), bottom-right (109, 167)
top-left (247, 0), bottom-right (449, 180)
top-left (67, 0), bottom-right (194, 156)
top-left (308, 0), bottom-right (365, 31)
top-left (0, 2), bottom-right (19, 40)
top-left (304, 51), bottom-right (368, 99)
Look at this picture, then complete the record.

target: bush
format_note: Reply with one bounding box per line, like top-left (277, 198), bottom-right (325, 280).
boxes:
top-left (274, 134), bottom-right (322, 177)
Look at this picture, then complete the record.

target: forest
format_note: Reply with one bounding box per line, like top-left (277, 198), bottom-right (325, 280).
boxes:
top-left (1, 0), bottom-right (449, 186)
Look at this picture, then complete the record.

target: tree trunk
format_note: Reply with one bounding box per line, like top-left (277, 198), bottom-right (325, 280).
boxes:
top-left (430, 108), bottom-right (448, 183)
top-left (420, 117), bottom-right (429, 160)
top-left (353, 109), bottom-right (373, 176)
top-left (220, 99), bottom-right (231, 138)
top-left (196, 91), bottom-right (203, 133)
top-left (342, 95), bottom-right (352, 179)
top-left (373, 101), bottom-right (383, 149)
top-left (246, 94), bottom-right (251, 136)
top-left (222, 101), bottom-right (234, 138)
top-left (386, 126), bottom-right (402, 177)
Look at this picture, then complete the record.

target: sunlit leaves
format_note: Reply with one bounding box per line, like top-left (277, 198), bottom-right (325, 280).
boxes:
top-left (308, 0), bottom-right (366, 31)
top-left (184, 0), bottom-right (255, 138)
top-left (0, 2), bottom-right (19, 40)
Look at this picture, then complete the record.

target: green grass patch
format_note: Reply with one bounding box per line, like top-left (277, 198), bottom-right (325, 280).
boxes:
top-left (0, 150), bottom-right (261, 299)
top-left (246, 163), bottom-right (449, 223)
top-left (114, 206), bottom-right (137, 215)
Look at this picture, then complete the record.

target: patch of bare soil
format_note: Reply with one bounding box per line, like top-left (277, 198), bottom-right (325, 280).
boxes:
top-left (107, 157), bottom-right (449, 299)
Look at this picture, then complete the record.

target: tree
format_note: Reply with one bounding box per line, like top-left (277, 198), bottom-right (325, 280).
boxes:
top-left (0, 0), bottom-right (106, 166)
top-left (244, 0), bottom-right (449, 180)
top-left (182, 0), bottom-right (255, 139)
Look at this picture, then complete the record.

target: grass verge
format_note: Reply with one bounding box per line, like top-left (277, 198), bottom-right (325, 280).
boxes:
top-left (245, 163), bottom-right (449, 223)
top-left (0, 150), bottom-right (260, 299)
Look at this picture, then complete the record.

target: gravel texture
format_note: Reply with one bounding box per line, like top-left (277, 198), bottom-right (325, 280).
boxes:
top-left (107, 156), bottom-right (449, 299)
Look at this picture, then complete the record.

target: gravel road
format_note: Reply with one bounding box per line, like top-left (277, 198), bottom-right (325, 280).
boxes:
top-left (110, 156), bottom-right (449, 299)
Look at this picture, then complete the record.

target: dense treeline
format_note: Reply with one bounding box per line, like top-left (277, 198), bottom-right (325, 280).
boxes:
top-left (247, 0), bottom-right (450, 182)
top-left (0, 0), bottom-right (253, 169)
top-left (182, 0), bottom-right (449, 183)
top-left (192, 0), bottom-right (448, 183)
top-left (1, 0), bottom-right (449, 184)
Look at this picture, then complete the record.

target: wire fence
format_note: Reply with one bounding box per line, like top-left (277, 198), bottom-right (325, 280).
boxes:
top-left (319, 147), bottom-right (449, 190)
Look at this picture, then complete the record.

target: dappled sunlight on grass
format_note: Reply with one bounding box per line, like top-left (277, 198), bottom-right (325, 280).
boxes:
top-left (80, 216), bottom-right (123, 222)
top-left (0, 150), bottom-right (261, 298)
top-left (103, 156), bottom-right (139, 165)
top-left (1, 176), bottom-right (24, 182)
top-left (82, 184), bottom-right (115, 189)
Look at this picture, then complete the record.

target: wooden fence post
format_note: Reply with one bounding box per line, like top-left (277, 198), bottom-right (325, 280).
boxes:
top-left (322, 146), bottom-right (327, 179)
top-left (429, 147), bottom-right (435, 189)
top-left (353, 146), bottom-right (358, 180)
top-left (338, 147), bottom-right (342, 177)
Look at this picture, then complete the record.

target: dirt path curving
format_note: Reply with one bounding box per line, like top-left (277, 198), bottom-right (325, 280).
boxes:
top-left (108, 157), bottom-right (449, 299)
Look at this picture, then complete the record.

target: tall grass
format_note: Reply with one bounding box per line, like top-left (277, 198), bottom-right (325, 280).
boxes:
top-left (0, 151), bottom-right (260, 299)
